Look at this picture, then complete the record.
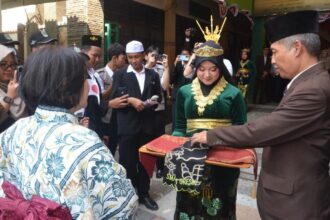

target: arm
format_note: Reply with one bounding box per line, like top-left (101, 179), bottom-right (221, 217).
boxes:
top-left (86, 147), bottom-right (138, 219)
top-left (207, 87), bottom-right (327, 147)
top-left (172, 88), bottom-right (187, 136)
top-left (160, 56), bottom-right (170, 90)
top-left (183, 54), bottom-right (196, 78)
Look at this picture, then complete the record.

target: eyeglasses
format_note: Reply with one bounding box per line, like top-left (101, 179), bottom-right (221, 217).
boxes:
top-left (0, 62), bottom-right (17, 70)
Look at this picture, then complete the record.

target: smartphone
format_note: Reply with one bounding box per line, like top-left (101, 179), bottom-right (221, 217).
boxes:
top-left (117, 86), bottom-right (128, 96)
top-left (179, 55), bottom-right (189, 61)
top-left (16, 65), bottom-right (24, 82)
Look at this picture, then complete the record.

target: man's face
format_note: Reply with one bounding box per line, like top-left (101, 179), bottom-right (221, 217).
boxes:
top-left (86, 46), bottom-right (102, 68)
top-left (114, 54), bottom-right (127, 69)
top-left (127, 52), bottom-right (144, 71)
top-left (271, 41), bottom-right (298, 79)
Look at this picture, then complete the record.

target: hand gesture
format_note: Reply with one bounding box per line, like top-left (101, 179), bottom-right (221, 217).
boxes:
top-left (109, 94), bottom-right (129, 109)
top-left (7, 71), bottom-right (19, 99)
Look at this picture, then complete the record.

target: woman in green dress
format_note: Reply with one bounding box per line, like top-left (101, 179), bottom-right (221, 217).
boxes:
top-left (172, 40), bottom-right (247, 220)
top-left (235, 48), bottom-right (255, 99)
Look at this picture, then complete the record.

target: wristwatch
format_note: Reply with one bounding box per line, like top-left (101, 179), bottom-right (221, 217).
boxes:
top-left (3, 96), bottom-right (14, 105)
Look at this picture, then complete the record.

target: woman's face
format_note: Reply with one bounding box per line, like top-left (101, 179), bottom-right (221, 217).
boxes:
top-left (196, 61), bottom-right (220, 85)
top-left (0, 53), bottom-right (16, 83)
top-left (241, 51), bottom-right (248, 60)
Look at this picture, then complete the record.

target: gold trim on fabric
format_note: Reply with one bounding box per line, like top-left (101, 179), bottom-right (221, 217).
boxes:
top-left (195, 45), bottom-right (224, 57)
top-left (187, 118), bottom-right (232, 133)
top-left (192, 77), bottom-right (228, 116)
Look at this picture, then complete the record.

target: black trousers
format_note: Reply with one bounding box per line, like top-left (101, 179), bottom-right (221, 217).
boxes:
top-left (102, 113), bottom-right (118, 156)
top-left (118, 132), bottom-right (155, 196)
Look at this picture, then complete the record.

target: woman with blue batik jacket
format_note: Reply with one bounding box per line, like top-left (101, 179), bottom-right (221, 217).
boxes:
top-left (0, 47), bottom-right (138, 219)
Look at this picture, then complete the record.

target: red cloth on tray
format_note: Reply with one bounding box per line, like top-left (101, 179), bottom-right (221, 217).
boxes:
top-left (139, 134), bottom-right (257, 178)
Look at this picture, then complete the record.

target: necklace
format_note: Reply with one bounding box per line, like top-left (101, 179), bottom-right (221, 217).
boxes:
top-left (192, 77), bottom-right (228, 116)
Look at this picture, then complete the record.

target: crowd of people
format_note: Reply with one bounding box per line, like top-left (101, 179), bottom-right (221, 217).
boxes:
top-left (0, 9), bottom-right (329, 220)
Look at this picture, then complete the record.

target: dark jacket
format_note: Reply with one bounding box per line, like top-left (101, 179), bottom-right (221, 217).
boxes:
top-left (111, 67), bottom-right (162, 135)
top-left (207, 63), bottom-right (330, 219)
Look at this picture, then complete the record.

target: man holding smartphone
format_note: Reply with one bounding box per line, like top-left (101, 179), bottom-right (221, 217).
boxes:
top-left (110, 40), bottom-right (162, 211)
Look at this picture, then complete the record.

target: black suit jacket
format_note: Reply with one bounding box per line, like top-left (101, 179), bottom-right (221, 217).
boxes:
top-left (85, 74), bottom-right (107, 137)
top-left (256, 55), bottom-right (272, 80)
top-left (256, 55), bottom-right (271, 79)
top-left (111, 67), bottom-right (162, 135)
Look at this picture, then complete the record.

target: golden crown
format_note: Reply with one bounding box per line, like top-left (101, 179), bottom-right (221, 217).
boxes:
top-left (195, 15), bottom-right (227, 57)
top-left (241, 48), bottom-right (250, 53)
top-left (196, 15), bottom-right (227, 43)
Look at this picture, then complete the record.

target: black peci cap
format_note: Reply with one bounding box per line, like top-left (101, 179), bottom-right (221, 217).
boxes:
top-left (265, 10), bottom-right (319, 44)
top-left (29, 29), bottom-right (57, 47)
top-left (81, 35), bottom-right (102, 48)
top-left (0, 33), bottom-right (19, 46)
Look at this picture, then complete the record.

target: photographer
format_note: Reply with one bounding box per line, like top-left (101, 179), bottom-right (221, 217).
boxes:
top-left (0, 45), bottom-right (26, 132)
top-left (145, 45), bottom-right (170, 178)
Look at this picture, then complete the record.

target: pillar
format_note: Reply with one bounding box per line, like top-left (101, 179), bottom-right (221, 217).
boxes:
top-left (164, 0), bottom-right (176, 65)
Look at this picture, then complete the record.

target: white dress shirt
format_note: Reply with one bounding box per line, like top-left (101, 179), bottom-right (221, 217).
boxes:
top-left (127, 64), bottom-right (146, 94)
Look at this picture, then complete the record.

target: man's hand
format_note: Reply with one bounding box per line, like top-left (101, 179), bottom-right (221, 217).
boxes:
top-left (109, 94), bottom-right (129, 109)
top-left (191, 131), bottom-right (208, 145)
top-left (128, 97), bottom-right (144, 112)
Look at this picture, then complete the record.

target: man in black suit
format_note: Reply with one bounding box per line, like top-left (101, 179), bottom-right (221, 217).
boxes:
top-left (81, 35), bottom-right (107, 139)
top-left (111, 40), bottom-right (161, 211)
top-left (253, 47), bottom-right (271, 104)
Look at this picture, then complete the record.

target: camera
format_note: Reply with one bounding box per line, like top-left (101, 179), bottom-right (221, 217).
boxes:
top-left (156, 54), bottom-right (167, 62)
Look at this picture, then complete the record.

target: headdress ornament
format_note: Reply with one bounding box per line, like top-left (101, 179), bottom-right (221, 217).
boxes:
top-left (195, 15), bottom-right (226, 57)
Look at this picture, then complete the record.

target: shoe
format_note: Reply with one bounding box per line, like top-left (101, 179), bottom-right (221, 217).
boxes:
top-left (156, 169), bottom-right (163, 178)
top-left (139, 195), bottom-right (159, 211)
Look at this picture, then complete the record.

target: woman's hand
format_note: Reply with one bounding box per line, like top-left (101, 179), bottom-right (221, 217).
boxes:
top-left (7, 71), bottom-right (19, 99)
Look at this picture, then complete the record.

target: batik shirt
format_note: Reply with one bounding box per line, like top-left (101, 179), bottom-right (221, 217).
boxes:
top-left (0, 106), bottom-right (138, 219)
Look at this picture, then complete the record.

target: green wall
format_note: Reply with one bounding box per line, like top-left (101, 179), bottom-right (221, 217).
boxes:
top-left (226, 0), bottom-right (253, 11)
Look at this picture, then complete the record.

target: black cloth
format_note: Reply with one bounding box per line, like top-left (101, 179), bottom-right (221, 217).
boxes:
top-left (163, 141), bottom-right (209, 195)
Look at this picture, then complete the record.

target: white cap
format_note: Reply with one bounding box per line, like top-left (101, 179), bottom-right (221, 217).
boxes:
top-left (126, 40), bottom-right (144, 53)
top-left (0, 44), bottom-right (14, 61)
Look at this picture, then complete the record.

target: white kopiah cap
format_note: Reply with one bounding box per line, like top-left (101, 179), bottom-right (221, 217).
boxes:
top-left (126, 40), bottom-right (144, 53)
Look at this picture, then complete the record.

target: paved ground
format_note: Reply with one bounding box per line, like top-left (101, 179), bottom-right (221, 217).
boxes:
top-left (134, 104), bottom-right (276, 220)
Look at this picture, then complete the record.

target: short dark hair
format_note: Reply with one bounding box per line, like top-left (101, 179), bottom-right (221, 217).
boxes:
top-left (20, 47), bottom-right (87, 110)
top-left (107, 43), bottom-right (125, 61)
top-left (145, 45), bottom-right (159, 55)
